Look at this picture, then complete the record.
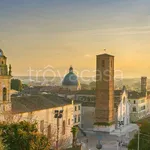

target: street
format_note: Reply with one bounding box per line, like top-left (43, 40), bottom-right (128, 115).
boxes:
top-left (78, 130), bottom-right (137, 150)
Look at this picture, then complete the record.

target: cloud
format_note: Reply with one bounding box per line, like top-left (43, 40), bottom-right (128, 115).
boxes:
top-left (84, 54), bottom-right (92, 58)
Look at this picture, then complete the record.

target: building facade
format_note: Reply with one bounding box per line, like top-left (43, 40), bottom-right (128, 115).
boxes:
top-left (73, 103), bottom-right (82, 127)
top-left (115, 86), bottom-right (130, 128)
top-left (129, 96), bottom-right (148, 122)
top-left (129, 77), bottom-right (149, 122)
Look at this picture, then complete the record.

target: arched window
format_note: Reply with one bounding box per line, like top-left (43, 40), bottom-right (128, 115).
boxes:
top-left (133, 107), bottom-right (136, 112)
top-left (3, 87), bottom-right (7, 101)
top-left (123, 97), bottom-right (126, 104)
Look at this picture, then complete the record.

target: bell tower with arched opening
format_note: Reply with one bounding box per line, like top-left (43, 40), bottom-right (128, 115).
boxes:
top-left (0, 49), bottom-right (12, 113)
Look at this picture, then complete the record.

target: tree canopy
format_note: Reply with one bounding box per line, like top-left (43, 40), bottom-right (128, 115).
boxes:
top-left (11, 79), bottom-right (22, 91)
top-left (128, 121), bottom-right (150, 150)
top-left (0, 121), bottom-right (51, 150)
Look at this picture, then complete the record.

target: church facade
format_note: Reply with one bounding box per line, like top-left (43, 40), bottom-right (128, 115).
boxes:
top-left (115, 86), bottom-right (130, 129)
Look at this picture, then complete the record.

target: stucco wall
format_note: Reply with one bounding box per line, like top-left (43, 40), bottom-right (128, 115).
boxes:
top-left (81, 106), bottom-right (95, 130)
top-left (14, 104), bottom-right (74, 148)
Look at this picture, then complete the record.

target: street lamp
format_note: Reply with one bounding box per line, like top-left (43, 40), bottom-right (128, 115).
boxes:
top-left (54, 110), bottom-right (63, 150)
top-left (96, 140), bottom-right (102, 150)
top-left (137, 123), bottom-right (142, 150)
top-left (117, 121), bottom-right (124, 150)
top-left (96, 132), bottom-right (102, 150)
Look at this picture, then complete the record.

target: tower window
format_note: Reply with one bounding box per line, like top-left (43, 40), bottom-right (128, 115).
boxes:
top-left (111, 60), bottom-right (113, 68)
top-left (3, 87), bottom-right (7, 101)
top-left (102, 60), bottom-right (105, 67)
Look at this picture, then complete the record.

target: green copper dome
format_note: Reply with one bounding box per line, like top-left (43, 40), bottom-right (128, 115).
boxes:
top-left (62, 66), bottom-right (79, 86)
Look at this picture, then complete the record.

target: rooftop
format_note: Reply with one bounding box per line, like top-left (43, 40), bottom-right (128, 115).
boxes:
top-left (128, 91), bottom-right (144, 99)
top-left (12, 94), bottom-right (72, 113)
top-left (97, 53), bottom-right (114, 57)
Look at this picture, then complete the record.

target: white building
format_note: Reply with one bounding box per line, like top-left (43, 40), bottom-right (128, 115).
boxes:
top-left (129, 77), bottom-right (149, 122)
top-left (73, 103), bottom-right (82, 127)
top-left (129, 93), bottom-right (149, 122)
top-left (115, 86), bottom-right (130, 128)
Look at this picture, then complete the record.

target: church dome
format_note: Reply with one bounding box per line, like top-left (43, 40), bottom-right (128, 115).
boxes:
top-left (62, 66), bottom-right (79, 86)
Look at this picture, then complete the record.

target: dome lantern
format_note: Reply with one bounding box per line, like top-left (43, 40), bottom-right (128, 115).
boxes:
top-left (69, 66), bottom-right (73, 73)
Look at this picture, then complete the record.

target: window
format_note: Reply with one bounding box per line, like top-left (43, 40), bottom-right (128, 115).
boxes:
top-left (74, 116), bottom-right (77, 123)
top-left (47, 124), bottom-right (51, 138)
top-left (78, 105), bottom-right (80, 111)
top-left (75, 106), bottom-right (77, 111)
top-left (78, 115), bottom-right (81, 122)
top-left (62, 121), bottom-right (65, 135)
top-left (141, 105), bottom-right (146, 111)
top-left (40, 120), bottom-right (44, 134)
top-left (102, 60), bottom-right (105, 67)
top-left (123, 97), bottom-right (125, 104)
top-left (3, 88), bottom-right (7, 101)
top-left (68, 119), bottom-right (70, 125)
top-left (133, 107), bottom-right (136, 112)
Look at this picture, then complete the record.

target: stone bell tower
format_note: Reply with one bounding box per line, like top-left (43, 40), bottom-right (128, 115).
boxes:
top-left (94, 53), bottom-right (115, 132)
top-left (0, 49), bottom-right (12, 113)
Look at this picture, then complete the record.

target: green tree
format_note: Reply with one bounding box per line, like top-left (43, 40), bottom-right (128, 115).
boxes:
top-left (128, 121), bottom-right (150, 150)
top-left (11, 79), bottom-right (22, 91)
top-left (71, 126), bottom-right (78, 148)
top-left (0, 138), bottom-right (5, 150)
top-left (0, 121), bottom-right (51, 150)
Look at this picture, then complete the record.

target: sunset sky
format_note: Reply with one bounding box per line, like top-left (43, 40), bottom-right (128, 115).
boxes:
top-left (0, 0), bottom-right (150, 77)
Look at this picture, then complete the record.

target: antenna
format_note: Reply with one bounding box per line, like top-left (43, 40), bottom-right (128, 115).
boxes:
top-left (104, 49), bottom-right (106, 53)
